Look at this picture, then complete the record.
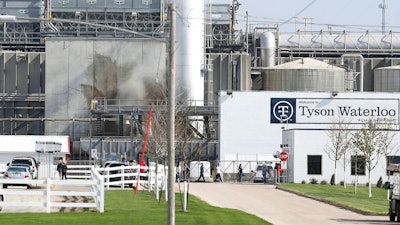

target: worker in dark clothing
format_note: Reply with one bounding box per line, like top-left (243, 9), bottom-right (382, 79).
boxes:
top-left (197, 163), bottom-right (205, 182)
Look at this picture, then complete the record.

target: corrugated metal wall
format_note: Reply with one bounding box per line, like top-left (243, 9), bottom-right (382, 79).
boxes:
top-left (0, 51), bottom-right (45, 135)
top-left (45, 38), bottom-right (167, 140)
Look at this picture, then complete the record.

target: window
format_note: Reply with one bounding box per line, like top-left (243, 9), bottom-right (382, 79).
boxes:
top-left (387, 156), bottom-right (400, 165)
top-left (351, 155), bottom-right (365, 175)
top-left (307, 155), bottom-right (322, 175)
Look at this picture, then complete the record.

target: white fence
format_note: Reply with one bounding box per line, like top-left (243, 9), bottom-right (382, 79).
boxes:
top-left (0, 167), bottom-right (104, 213)
top-left (93, 164), bottom-right (167, 192)
top-left (0, 164), bottom-right (168, 213)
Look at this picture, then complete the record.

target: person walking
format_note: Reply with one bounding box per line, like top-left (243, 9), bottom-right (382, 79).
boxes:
top-left (61, 161), bottom-right (68, 180)
top-left (176, 162), bottom-right (182, 182)
top-left (237, 164), bottom-right (243, 183)
top-left (214, 164), bottom-right (223, 182)
top-left (56, 158), bottom-right (63, 179)
top-left (197, 163), bottom-right (205, 182)
top-left (262, 162), bottom-right (267, 184)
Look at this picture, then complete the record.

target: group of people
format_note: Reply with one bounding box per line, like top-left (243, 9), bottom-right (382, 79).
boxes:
top-left (195, 163), bottom-right (244, 183)
top-left (196, 163), bottom-right (224, 182)
top-left (56, 158), bottom-right (68, 180)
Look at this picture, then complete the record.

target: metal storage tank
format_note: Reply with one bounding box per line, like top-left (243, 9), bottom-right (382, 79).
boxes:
top-left (262, 58), bottom-right (352, 92)
top-left (174, 0), bottom-right (205, 104)
top-left (374, 65), bottom-right (400, 92)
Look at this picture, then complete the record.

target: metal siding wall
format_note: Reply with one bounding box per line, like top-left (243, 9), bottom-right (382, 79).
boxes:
top-left (77, 0), bottom-right (107, 8)
top-left (4, 52), bottom-right (16, 93)
top-left (16, 53), bottom-right (28, 94)
top-left (0, 54), bottom-right (4, 93)
top-left (28, 53), bottom-right (43, 93)
top-left (3, 0), bottom-right (41, 18)
top-left (51, 0), bottom-right (78, 8)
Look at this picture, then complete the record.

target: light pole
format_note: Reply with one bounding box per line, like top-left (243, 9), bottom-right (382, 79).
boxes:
top-left (167, 4), bottom-right (176, 225)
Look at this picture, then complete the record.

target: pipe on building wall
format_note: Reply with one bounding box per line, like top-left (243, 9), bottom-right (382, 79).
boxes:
top-left (341, 54), bottom-right (364, 92)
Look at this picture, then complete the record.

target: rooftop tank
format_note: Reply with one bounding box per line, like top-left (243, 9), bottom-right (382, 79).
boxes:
top-left (262, 58), bottom-right (352, 92)
top-left (374, 65), bottom-right (400, 92)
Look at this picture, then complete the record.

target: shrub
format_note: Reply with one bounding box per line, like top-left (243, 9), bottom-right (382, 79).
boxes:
top-left (339, 181), bottom-right (344, 186)
top-left (330, 174), bottom-right (335, 185)
top-left (301, 180), bottom-right (306, 184)
top-left (320, 180), bottom-right (327, 185)
top-left (377, 176), bottom-right (383, 188)
top-left (309, 178), bottom-right (318, 184)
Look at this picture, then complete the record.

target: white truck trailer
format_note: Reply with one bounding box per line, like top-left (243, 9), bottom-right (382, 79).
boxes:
top-left (387, 164), bottom-right (400, 222)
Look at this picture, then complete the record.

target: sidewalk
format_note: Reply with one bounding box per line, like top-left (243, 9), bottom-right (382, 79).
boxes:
top-left (184, 182), bottom-right (390, 225)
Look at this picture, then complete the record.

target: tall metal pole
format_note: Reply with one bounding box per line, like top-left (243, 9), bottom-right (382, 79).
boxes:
top-left (167, 4), bottom-right (176, 225)
top-left (379, 0), bottom-right (387, 34)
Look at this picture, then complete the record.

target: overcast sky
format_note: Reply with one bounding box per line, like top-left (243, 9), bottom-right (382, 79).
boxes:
top-left (210, 0), bottom-right (400, 33)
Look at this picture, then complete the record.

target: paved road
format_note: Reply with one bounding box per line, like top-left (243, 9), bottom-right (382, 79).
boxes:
top-left (184, 182), bottom-right (394, 225)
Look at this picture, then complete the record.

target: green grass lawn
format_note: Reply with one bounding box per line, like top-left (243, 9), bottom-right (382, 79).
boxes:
top-left (0, 190), bottom-right (271, 225)
top-left (278, 183), bottom-right (389, 215)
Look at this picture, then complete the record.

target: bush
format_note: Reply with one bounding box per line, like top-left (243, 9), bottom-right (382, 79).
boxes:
top-left (377, 176), bottom-right (383, 188)
top-left (339, 181), bottom-right (344, 186)
top-left (330, 174), bottom-right (335, 185)
top-left (301, 180), bottom-right (306, 184)
top-left (309, 178), bottom-right (318, 184)
top-left (320, 180), bottom-right (327, 185)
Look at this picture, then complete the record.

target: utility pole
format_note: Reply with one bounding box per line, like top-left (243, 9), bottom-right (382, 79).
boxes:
top-left (167, 3), bottom-right (176, 225)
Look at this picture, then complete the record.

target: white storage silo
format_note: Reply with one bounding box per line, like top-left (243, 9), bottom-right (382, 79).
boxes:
top-left (262, 58), bottom-right (352, 92)
top-left (173, 0), bottom-right (205, 104)
top-left (374, 65), bottom-right (400, 92)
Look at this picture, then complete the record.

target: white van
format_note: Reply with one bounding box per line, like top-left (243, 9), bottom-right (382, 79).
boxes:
top-left (253, 162), bottom-right (274, 183)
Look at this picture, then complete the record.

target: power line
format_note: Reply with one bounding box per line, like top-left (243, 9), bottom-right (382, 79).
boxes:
top-left (280, 0), bottom-right (317, 26)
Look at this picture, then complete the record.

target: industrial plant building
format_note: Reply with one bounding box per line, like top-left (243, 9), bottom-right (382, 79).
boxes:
top-left (0, 0), bottom-right (400, 183)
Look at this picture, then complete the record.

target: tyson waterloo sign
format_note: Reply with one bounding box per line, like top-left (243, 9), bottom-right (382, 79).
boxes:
top-left (271, 98), bottom-right (399, 124)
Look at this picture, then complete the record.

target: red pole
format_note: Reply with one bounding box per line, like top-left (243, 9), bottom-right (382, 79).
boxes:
top-left (135, 108), bottom-right (153, 195)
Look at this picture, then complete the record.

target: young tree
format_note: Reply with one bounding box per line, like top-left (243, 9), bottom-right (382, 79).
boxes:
top-left (351, 119), bottom-right (385, 197)
top-left (325, 116), bottom-right (352, 186)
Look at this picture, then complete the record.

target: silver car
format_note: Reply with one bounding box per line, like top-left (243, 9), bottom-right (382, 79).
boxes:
top-left (10, 157), bottom-right (39, 179)
top-left (3, 166), bottom-right (33, 189)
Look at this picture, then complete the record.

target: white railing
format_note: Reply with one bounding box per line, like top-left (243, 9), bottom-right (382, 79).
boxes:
top-left (0, 164), bottom-right (168, 213)
top-left (95, 164), bottom-right (167, 192)
top-left (0, 167), bottom-right (104, 213)
top-left (66, 165), bottom-right (93, 179)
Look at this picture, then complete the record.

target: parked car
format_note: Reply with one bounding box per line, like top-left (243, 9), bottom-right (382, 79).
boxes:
top-left (3, 165), bottom-right (33, 189)
top-left (9, 157), bottom-right (39, 179)
top-left (253, 163), bottom-right (274, 183)
top-left (9, 163), bottom-right (33, 178)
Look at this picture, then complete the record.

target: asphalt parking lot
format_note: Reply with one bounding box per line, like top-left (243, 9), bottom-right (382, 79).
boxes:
top-left (185, 182), bottom-right (393, 225)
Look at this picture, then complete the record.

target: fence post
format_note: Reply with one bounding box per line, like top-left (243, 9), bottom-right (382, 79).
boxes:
top-left (121, 166), bottom-right (125, 190)
top-left (46, 178), bottom-right (51, 213)
top-left (183, 181), bottom-right (188, 212)
top-left (106, 168), bottom-right (110, 190)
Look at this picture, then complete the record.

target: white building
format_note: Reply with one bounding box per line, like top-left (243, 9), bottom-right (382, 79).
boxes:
top-left (0, 135), bottom-right (70, 179)
top-left (219, 91), bottom-right (400, 184)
